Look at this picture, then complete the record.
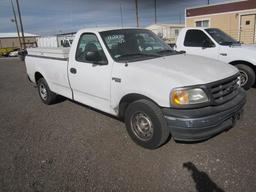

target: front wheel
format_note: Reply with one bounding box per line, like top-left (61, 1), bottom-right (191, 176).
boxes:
top-left (236, 64), bottom-right (255, 90)
top-left (125, 99), bottom-right (170, 149)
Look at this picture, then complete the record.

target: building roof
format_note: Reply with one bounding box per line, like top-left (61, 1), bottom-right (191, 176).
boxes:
top-left (186, 0), bottom-right (256, 17)
top-left (0, 32), bottom-right (39, 38)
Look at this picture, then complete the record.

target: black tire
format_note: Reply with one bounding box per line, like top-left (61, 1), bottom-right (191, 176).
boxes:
top-left (125, 99), bottom-right (170, 149)
top-left (37, 78), bottom-right (57, 105)
top-left (235, 64), bottom-right (255, 90)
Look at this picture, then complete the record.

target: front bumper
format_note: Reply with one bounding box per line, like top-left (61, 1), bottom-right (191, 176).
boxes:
top-left (162, 89), bottom-right (246, 141)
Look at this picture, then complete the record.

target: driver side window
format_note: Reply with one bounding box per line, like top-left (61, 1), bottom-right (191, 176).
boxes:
top-left (76, 33), bottom-right (107, 63)
top-left (184, 30), bottom-right (214, 47)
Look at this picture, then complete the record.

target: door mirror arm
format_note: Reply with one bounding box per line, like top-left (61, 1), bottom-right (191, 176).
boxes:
top-left (202, 40), bottom-right (215, 49)
top-left (92, 60), bottom-right (108, 66)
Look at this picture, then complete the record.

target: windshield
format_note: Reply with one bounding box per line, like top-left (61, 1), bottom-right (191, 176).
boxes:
top-left (100, 29), bottom-right (176, 62)
top-left (205, 28), bottom-right (240, 46)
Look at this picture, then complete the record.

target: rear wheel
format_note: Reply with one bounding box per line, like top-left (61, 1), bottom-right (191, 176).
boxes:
top-left (37, 78), bottom-right (57, 105)
top-left (236, 64), bottom-right (255, 90)
top-left (125, 99), bottom-right (170, 149)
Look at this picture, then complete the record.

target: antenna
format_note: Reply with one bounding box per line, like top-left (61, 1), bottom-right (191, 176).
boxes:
top-left (135, 0), bottom-right (139, 27)
top-left (154, 0), bottom-right (157, 24)
top-left (120, 4), bottom-right (124, 28)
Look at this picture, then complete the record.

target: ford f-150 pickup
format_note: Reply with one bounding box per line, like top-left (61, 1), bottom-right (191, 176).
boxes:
top-left (25, 28), bottom-right (246, 149)
top-left (175, 27), bottom-right (256, 90)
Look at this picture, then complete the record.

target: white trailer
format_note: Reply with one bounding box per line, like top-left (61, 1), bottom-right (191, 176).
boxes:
top-left (37, 36), bottom-right (73, 48)
top-left (37, 36), bottom-right (58, 48)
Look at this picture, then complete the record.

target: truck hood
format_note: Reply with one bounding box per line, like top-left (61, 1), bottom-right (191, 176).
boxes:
top-left (129, 54), bottom-right (238, 86)
top-left (240, 44), bottom-right (256, 51)
top-left (228, 44), bottom-right (256, 53)
top-left (223, 44), bottom-right (256, 64)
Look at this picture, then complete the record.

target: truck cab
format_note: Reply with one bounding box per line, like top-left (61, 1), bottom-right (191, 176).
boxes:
top-left (175, 27), bottom-right (256, 89)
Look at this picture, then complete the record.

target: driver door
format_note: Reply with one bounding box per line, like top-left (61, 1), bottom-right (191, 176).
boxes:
top-left (68, 33), bottom-right (112, 113)
top-left (182, 29), bottom-right (219, 59)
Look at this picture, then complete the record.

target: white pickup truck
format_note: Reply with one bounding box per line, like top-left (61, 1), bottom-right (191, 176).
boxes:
top-left (175, 27), bottom-right (256, 90)
top-left (25, 28), bottom-right (246, 149)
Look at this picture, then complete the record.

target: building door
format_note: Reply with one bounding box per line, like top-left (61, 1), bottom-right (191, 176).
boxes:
top-left (240, 14), bottom-right (256, 44)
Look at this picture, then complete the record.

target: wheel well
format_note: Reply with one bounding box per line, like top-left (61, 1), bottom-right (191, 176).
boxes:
top-left (34, 72), bottom-right (43, 84)
top-left (229, 60), bottom-right (256, 73)
top-left (118, 93), bottom-right (159, 119)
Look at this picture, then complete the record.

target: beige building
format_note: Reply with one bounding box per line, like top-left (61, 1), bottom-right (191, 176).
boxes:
top-left (146, 23), bottom-right (184, 43)
top-left (185, 0), bottom-right (256, 44)
top-left (0, 33), bottom-right (39, 48)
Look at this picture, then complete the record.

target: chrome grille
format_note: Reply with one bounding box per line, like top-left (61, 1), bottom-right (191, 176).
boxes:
top-left (209, 75), bottom-right (240, 105)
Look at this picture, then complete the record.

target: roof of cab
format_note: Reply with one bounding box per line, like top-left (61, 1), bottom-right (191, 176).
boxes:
top-left (183, 27), bottom-right (208, 30)
top-left (77, 27), bottom-right (143, 33)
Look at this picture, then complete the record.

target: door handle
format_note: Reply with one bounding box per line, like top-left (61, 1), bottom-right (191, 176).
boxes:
top-left (70, 68), bottom-right (77, 74)
top-left (220, 53), bottom-right (227, 56)
top-left (179, 50), bottom-right (186, 54)
top-left (112, 77), bottom-right (121, 83)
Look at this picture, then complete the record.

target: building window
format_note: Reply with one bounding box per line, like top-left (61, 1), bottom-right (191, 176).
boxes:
top-left (246, 20), bottom-right (250, 25)
top-left (195, 20), bottom-right (209, 27)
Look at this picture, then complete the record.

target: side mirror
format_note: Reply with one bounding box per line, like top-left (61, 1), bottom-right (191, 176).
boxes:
top-left (202, 40), bottom-right (214, 48)
top-left (85, 51), bottom-right (107, 65)
top-left (85, 51), bottom-right (100, 61)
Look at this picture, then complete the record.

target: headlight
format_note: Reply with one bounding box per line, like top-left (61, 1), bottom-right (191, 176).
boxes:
top-left (171, 88), bottom-right (209, 106)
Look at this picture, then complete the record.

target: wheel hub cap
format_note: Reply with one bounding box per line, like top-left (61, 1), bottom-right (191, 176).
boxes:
top-left (39, 84), bottom-right (47, 100)
top-left (131, 112), bottom-right (154, 141)
top-left (239, 70), bottom-right (248, 87)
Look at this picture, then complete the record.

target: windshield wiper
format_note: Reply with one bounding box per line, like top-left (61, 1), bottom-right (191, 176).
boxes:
top-left (157, 49), bottom-right (178, 55)
top-left (221, 41), bottom-right (241, 46)
top-left (116, 53), bottom-right (161, 60)
top-left (231, 41), bottom-right (241, 45)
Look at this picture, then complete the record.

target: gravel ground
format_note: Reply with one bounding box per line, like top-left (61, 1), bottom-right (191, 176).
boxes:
top-left (0, 57), bottom-right (255, 192)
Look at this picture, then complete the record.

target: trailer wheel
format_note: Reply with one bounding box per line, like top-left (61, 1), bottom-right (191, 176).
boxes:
top-left (125, 99), bottom-right (170, 149)
top-left (37, 78), bottom-right (57, 105)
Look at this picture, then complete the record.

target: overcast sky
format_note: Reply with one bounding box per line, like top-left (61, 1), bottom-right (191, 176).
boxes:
top-left (0, 0), bottom-right (226, 35)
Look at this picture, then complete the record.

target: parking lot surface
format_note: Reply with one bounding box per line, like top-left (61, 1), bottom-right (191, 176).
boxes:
top-left (0, 57), bottom-right (255, 192)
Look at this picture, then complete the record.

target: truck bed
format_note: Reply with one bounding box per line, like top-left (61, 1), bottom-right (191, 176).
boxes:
top-left (27, 47), bottom-right (70, 59)
top-left (25, 48), bottom-right (72, 99)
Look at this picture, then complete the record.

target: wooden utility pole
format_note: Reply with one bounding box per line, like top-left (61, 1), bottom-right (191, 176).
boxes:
top-left (10, 0), bottom-right (22, 49)
top-left (135, 0), bottom-right (139, 27)
top-left (154, 0), bottom-right (157, 24)
top-left (15, 0), bottom-right (26, 49)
